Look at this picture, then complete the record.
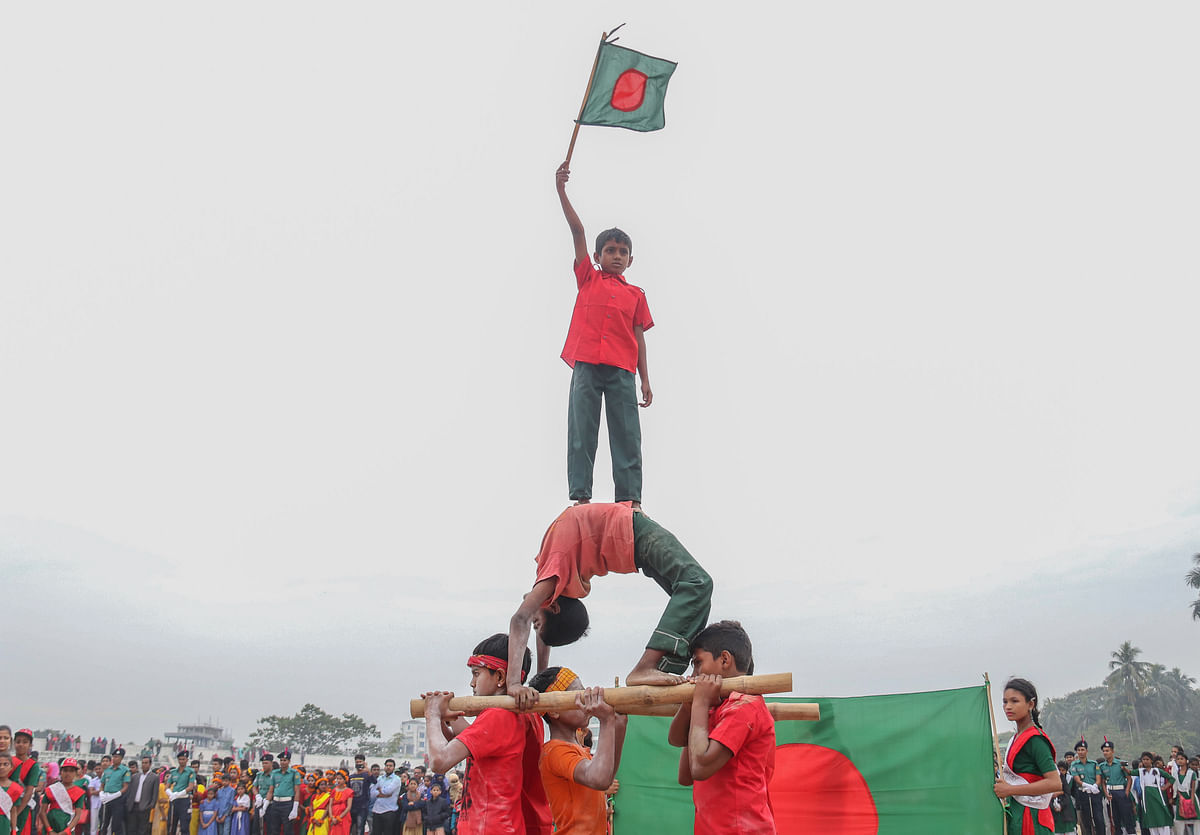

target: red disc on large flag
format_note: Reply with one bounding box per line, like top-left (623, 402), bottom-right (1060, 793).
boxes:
top-left (770, 744), bottom-right (879, 834)
top-left (610, 69), bottom-right (648, 112)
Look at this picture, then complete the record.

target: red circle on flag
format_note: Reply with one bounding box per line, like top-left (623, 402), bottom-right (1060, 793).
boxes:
top-left (610, 69), bottom-right (648, 112)
top-left (770, 743), bottom-right (879, 834)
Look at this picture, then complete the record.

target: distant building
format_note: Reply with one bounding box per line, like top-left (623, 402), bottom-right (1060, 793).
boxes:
top-left (394, 721), bottom-right (426, 760)
top-left (165, 722), bottom-right (234, 752)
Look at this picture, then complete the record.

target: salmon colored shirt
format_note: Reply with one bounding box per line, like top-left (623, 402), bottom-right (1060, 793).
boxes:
top-left (539, 741), bottom-right (607, 835)
top-left (692, 693), bottom-right (777, 835)
top-left (533, 503), bottom-right (638, 603)
top-left (560, 259), bottom-right (654, 374)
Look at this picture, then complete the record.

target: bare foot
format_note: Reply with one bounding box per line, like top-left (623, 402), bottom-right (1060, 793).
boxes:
top-left (573, 498), bottom-right (591, 505)
top-left (631, 501), bottom-right (642, 512)
top-left (625, 667), bottom-right (686, 687)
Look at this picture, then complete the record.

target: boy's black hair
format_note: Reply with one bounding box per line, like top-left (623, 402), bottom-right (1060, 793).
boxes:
top-left (690, 620), bottom-right (755, 676)
top-left (1056, 760), bottom-right (1068, 770)
top-left (594, 227), bottom-right (632, 256)
top-left (527, 666), bottom-right (564, 694)
top-left (527, 666), bottom-right (570, 726)
top-left (472, 633), bottom-right (532, 683)
top-left (539, 598), bottom-right (590, 647)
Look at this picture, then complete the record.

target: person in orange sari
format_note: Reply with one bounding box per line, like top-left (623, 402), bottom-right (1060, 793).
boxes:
top-left (304, 781), bottom-right (330, 835)
top-left (151, 774), bottom-right (171, 835)
top-left (326, 775), bottom-right (351, 835)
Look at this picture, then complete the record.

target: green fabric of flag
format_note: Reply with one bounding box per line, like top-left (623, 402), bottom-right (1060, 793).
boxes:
top-left (613, 686), bottom-right (1001, 834)
top-left (577, 41), bottom-right (677, 132)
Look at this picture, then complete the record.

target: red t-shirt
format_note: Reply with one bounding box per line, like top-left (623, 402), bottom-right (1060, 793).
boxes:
top-left (533, 503), bottom-right (637, 604)
top-left (560, 259), bottom-right (653, 374)
top-left (456, 709), bottom-right (551, 835)
top-left (692, 693), bottom-right (776, 835)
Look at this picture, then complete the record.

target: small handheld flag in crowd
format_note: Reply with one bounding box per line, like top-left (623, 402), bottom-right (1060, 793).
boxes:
top-left (565, 24), bottom-right (678, 163)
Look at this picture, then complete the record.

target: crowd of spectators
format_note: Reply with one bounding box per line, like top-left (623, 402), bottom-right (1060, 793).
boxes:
top-left (0, 727), bottom-right (462, 835)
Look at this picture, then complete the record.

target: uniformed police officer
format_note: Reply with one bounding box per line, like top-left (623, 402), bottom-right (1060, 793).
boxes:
top-left (98, 748), bottom-right (131, 835)
top-left (165, 752), bottom-right (196, 835)
top-left (1099, 740), bottom-right (1134, 835)
top-left (263, 752), bottom-right (300, 835)
top-left (1070, 740), bottom-right (1103, 835)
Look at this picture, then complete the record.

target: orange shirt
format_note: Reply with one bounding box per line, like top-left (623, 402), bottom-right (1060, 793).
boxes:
top-left (533, 503), bottom-right (638, 603)
top-left (539, 741), bottom-right (607, 835)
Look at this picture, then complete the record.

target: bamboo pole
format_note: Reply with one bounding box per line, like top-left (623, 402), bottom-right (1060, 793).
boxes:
top-left (623, 702), bottom-right (819, 721)
top-left (985, 672), bottom-right (1005, 833)
top-left (564, 31), bottom-right (608, 165)
top-left (409, 672), bottom-right (792, 719)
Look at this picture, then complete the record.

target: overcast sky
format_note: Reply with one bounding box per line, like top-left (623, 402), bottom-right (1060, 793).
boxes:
top-left (3, 2), bottom-right (1198, 747)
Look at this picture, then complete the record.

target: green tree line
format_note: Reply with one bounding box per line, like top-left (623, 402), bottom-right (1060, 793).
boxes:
top-left (1040, 641), bottom-right (1199, 757)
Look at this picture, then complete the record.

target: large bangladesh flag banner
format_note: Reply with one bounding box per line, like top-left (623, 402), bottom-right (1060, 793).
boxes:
top-left (613, 685), bottom-right (1001, 834)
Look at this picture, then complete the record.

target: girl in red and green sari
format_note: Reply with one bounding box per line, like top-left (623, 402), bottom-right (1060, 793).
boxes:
top-left (994, 678), bottom-right (1060, 835)
top-left (2, 754), bottom-right (28, 835)
top-left (304, 780), bottom-right (330, 835)
top-left (38, 762), bottom-right (87, 835)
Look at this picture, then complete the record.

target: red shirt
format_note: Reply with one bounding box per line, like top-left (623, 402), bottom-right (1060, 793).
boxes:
top-left (456, 710), bottom-right (552, 835)
top-left (560, 259), bottom-right (653, 374)
top-left (692, 693), bottom-right (776, 835)
top-left (533, 503), bottom-right (637, 604)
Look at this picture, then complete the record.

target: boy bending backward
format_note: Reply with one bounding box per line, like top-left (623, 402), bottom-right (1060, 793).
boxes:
top-left (508, 501), bottom-right (713, 705)
top-left (670, 621), bottom-right (776, 835)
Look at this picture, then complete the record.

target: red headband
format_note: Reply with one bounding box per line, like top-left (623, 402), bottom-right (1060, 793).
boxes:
top-left (467, 654), bottom-right (526, 683)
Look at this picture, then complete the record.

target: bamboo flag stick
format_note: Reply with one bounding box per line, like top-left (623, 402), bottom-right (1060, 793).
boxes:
top-left (984, 672), bottom-right (1005, 832)
top-left (624, 702), bottom-right (819, 721)
top-left (409, 672), bottom-right (792, 719)
top-left (564, 31), bottom-right (608, 165)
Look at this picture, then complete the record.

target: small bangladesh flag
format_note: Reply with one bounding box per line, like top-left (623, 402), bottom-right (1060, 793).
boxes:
top-left (577, 39), bottom-right (678, 132)
top-left (613, 685), bottom-right (1001, 834)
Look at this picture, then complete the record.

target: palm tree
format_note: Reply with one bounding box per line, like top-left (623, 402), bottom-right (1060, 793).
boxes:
top-left (1105, 641), bottom-right (1150, 742)
top-left (1187, 553), bottom-right (1200, 620)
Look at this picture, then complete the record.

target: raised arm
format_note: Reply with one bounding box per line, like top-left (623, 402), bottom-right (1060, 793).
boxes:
top-left (423, 693), bottom-right (472, 775)
top-left (508, 578), bottom-right (556, 709)
top-left (556, 163), bottom-right (590, 267)
top-left (570, 688), bottom-right (628, 791)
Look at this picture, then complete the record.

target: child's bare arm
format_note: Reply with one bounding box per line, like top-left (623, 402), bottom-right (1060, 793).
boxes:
top-left (569, 689), bottom-right (627, 791)
top-left (677, 749), bottom-right (693, 786)
top-left (687, 675), bottom-right (734, 780)
top-left (667, 701), bottom-right (690, 748)
top-left (556, 162), bottom-right (590, 267)
top-left (508, 578), bottom-right (556, 709)
top-left (635, 326), bottom-right (652, 407)
top-left (423, 693), bottom-right (472, 775)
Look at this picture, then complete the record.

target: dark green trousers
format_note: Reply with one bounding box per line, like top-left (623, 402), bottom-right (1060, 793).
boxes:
top-left (633, 512), bottom-right (713, 674)
top-left (567, 361), bottom-right (642, 502)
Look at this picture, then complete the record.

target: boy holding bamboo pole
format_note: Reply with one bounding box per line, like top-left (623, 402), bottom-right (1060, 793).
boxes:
top-left (421, 634), bottom-right (552, 835)
top-left (669, 621), bottom-right (777, 835)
